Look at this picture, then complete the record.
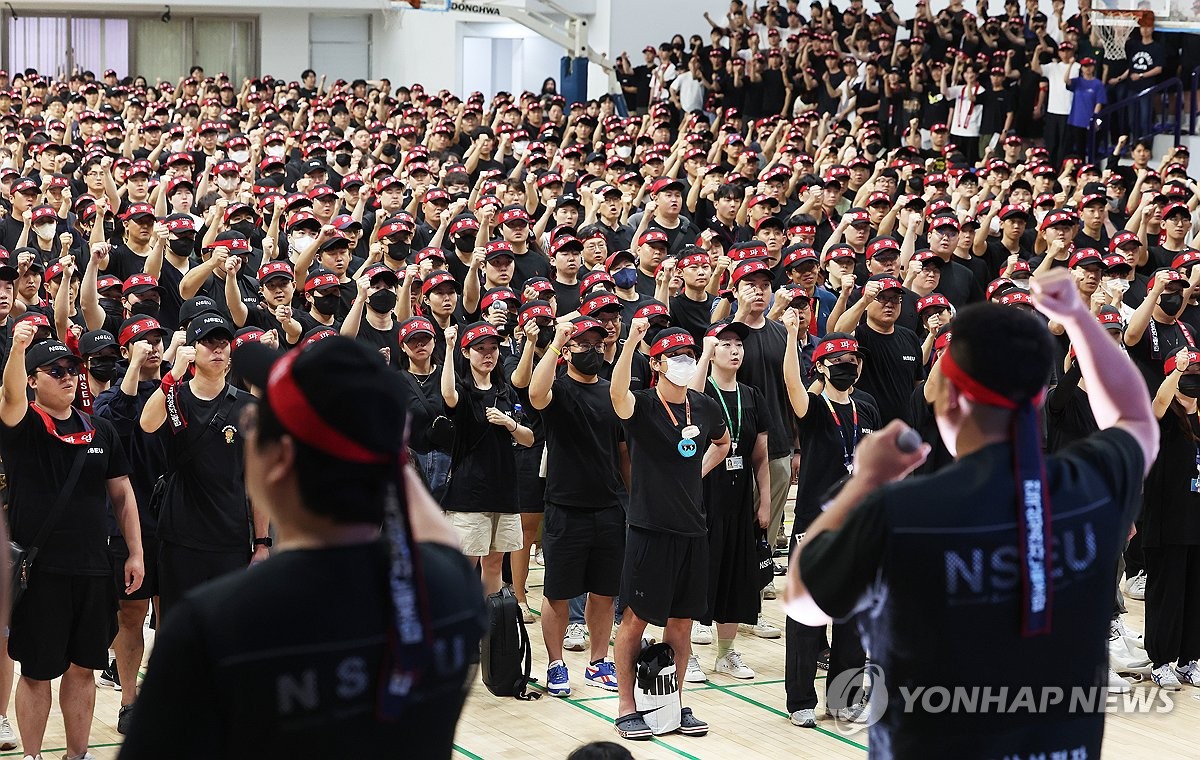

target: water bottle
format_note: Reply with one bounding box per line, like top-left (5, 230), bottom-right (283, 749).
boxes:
top-left (512, 403), bottom-right (525, 425)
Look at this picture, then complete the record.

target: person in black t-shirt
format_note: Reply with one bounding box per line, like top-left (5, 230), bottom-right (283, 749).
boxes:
top-left (530, 317), bottom-right (627, 697)
top-left (840, 274), bottom-right (924, 424)
top-left (398, 317), bottom-right (452, 500)
top-left (439, 321), bottom-right (534, 595)
top-left (670, 247), bottom-right (716, 344)
top-left (342, 264), bottom-right (402, 368)
top-left (781, 320), bottom-right (877, 728)
top-left (138, 314), bottom-right (260, 620)
top-left (610, 323), bottom-right (729, 741)
top-left (1, 329), bottom-right (143, 760)
top-left (1125, 269), bottom-right (1197, 391)
top-left (785, 272), bottom-right (1157, 759)
top-left (121, 337), bottom-right (484, 760)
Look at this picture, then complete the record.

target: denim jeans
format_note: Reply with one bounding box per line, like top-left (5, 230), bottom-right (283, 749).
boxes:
top-left (412, 449), bottom-right (452, 503)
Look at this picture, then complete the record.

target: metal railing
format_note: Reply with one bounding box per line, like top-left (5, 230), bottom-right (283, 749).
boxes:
top-left (1088, 77), bottom-right (1183, 162)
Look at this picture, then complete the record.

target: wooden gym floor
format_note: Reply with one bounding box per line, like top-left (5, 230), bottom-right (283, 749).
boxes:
top-left (10, 529), bottom-right (1200, 759)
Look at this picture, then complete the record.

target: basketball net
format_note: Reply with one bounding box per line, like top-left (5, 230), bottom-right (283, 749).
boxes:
top-left (1091, 10), bottom-right (1153, 61)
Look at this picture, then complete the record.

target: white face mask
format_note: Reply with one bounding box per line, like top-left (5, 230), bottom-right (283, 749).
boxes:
top-left (216, 176), bottom-right (240, 192)
top-left (664, 354), bottom-right (698, 386)
top-left (265, 144), bottom-right (285, 158)
top-left (616, 145), bottom-right (632, 159)
top-left (290, 235), bottom-right (316, 255)
top-left (34, 222), bottom-right (56, 240)
top-left (513, 140), bottom-right (530, 155)
top-left (229, 150), bottom-right (249, 164)
top-left (170, 139), bottom-right (185, 152)
top-left (1106, 278), bottom-right (1130, 294)
top-left (1012, 278), bottom-right (1030, 290)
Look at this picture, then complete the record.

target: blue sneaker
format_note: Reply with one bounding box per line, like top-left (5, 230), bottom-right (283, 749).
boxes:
top-left (585, 658), bottom-right (618, 691)
top-left (547, 660), bottom-right (571, 697)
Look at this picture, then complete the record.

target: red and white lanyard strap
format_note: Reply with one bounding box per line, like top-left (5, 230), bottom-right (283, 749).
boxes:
top-left (659, 389), bottom-right (700, 458)
top-left (30, 403), bottom-right (94, 445)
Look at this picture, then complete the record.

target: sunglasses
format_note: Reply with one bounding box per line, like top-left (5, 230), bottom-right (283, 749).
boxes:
top-left (38, 363), bottom-right (81, 379)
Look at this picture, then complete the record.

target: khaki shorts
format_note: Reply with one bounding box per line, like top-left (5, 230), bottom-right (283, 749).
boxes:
top-left (446, 511), bottom-right (523, 557)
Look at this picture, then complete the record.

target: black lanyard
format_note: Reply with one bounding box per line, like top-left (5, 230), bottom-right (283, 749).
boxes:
top-left (822, 393), bottom-right (858, 473)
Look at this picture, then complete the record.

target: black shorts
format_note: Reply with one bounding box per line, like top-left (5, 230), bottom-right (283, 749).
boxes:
top-left (158, 541), bottom-right (248, 615)
top-left (542, 503), bottom-right (625, 601)
top-left (516, 443), bottom-right (546, 513)
top-left (110, 534), bottom-right (159, 601)
top-left (620, 526), bottom-right (708, 627)
top-left (9, 571), bottom-right (116, 680)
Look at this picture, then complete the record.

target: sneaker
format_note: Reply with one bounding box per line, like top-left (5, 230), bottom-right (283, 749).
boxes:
top-left (0, 714), bottom-right (15, 750)
top-left (535, 547), bottom-right (544, 566)
top-left (63, 753), bottom-right (96, 760)
top-left (714, 650), bottom-right (755, 679)
top-left (775, 532), bottom-right (790, 550)
top-left (816, 648), bottom-right (830, 671)
top-left (518, 603), bottom-right (534, 624)
top-left (690, 621), bottom-right (712, 645)
top-left (684, 653), bottom-right (708, 683)
top-left (827, 703), bottom-right (869, 723)
top-left (1176, 660), bottom-right (1200, 686)
top-left (1114, 616), bottom-right (1143, 644)
top-left (547, 660), bottom-right (571, 697)
top-left (1152, 663), bottom-right (1183, 691)
top-left (117, 703), bottom-right (135, 735)
top-left (790, 708), bottom-right (817, 728)
top-left (762, 581), bottom-right (777, 601)
top-left (677, 706), bottom-right (708, 736)
top-left (740, 615), bottom-right (782, 639)
top-left (1107, 669), bottom-right (1132, 694)
top-left (1123, 571), bottom-right (1146, 601)
top-left (584, 659), bottom-right (618, 691)
top-left (563, 623), bottom-right (587, 652)
top-left (97, 659), bottom-right (120, 691)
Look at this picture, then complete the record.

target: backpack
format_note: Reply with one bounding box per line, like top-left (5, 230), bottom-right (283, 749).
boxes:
top-left (480, 586), bottom-right (541, 700)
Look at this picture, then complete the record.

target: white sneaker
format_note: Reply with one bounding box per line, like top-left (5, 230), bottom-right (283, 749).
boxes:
top-left (62, 754), bottom-right (96, 760)
top-left (790, 708), bottom-right (816, 727)
top-left (1107, 668), bottom-right (1132, 694)
top-left (1113, 615), bottom-right (1143, 643)
top-left (714, 649), bottom-right (755, 679)
top-left (563, 623), bottom-right (587, 652)
top-left (740, 615), bottom-right (782, 639)
top-left (1176, 660), bottom-right (1200, 686)
top-left (1109, 621), bottom-right (1152, 671)
top-left (0, 714), bottom-right (16, 750)
top-left (535, 547), bottom-right (544, 566)
top-left (690, 621), bottom-right (712, 645)
top-left (1123, 571), bottom-right (1146, 601)
top-left (684, 653), bottom-right (708, 683)
top-left (518, 603), bottom-right (534, 624)
top-left (826, 703), bottom-right (869, 723)
top-left (1153, 663), bottom-right (1183, 691)
top-left (762, 581), bottom-right (777, 601)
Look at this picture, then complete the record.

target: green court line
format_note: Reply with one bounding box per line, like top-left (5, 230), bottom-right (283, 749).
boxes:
top-left (706, 682), bottom-right (868, 751)
top-left (1, 743), bottom-right (122, 757)
top-left (453, 744), bottom-right (485, 759)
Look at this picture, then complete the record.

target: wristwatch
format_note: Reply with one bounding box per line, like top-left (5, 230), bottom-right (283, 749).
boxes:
top-left (253, 536), bottom-right (273, 548)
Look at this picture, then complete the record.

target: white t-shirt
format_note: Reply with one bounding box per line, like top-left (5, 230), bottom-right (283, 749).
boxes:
top-left (1042, 60), bottom-right (1080, 115)
top-left (671, 74), bottom-right (707, 113)
top-left (649, 63), bottom-right (678, 102)
top-left (947, 84), bottom-right (985, 137)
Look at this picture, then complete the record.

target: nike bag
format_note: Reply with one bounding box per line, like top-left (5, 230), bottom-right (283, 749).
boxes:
top-left (480, 586), bottom-right (540, 700)
top-left (635, 642), bottom-right (681, 735)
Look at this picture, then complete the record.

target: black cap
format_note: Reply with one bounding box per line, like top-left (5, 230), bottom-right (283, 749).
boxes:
top-left (233, 336), bottom-right (408, 462)
top-left (25, 340), bottom-right (82, 374)
top-left (79, 330), bottom-right (117, 356)
top-left (187, 314), bottom-right (234, 345)
top-left (179, 295), bottom-right (220, 325)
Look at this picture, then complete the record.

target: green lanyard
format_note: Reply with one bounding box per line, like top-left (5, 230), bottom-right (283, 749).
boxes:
top-left (708, 378), bottom-right (742, 452)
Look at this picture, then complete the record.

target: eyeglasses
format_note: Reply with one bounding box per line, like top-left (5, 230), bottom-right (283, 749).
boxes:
top-left (876, 296), bottom-right (902, 306)
top-left (571, 342), bottom-right (604, 352)
top-left (38, 363), bottom-right (81, 379)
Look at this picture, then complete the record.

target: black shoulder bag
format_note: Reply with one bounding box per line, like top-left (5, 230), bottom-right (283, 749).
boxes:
top-left (148, 385), bottom-right (240, 518)
top-left (8, 446), bottom-right (87, 614)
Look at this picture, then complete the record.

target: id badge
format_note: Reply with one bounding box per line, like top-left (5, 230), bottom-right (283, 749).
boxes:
top-left (1192, 478), bottom-right (1199, 493)
top-left (725, 455), bottom-right (744, 471)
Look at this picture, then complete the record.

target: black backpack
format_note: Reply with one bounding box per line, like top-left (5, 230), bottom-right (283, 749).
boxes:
top-left (481, 586), bottom-right (540, 700)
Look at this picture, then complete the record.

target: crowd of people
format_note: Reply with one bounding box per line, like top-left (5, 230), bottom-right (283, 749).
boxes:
top-left (0, 0), bottom-right (1191, 757)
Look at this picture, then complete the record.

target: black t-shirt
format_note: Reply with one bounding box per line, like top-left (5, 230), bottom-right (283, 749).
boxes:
top-left (444, 380), bottom-right (521, 513)
top-left (551, 278), bottom-right (581, 315)
top-left (104, 243), bottom-right (151, 282)
top-left (623, 388), bottom-right (726, 537)
top-left (540, 375), bottom-right (624, 510)
top-left (934, 259), bottom-right (985, 307)
top-left (1128, 317), bottom-right (1195, 391)
top-left (398, 369), bottom-right (446, 454)
top-left (1045, 362), bottom-right (1099, 454)
top-left (670, 292), bottom-right (715, 345)
top-left (118, 540), bottom-right (485, 760)
top-left (354, 318), bottom-right (402, 369)
top-left (93, 380), bottom-right (167, 538)
top-left (853, 323), bottom-right (924, 425)
top-left (736, 318), bottom-right (795, 459)
top-left (800, 428), bottom-right (1144, 759)
top-left (511, 251), bottom-right (552, 289)
top-left (1142, 409), bottom-right (1200, 547)
top-left (155, 383), bottom-right (254, 552)
top-left (794, 390), bottom-right (881, 531)
top-left (0, 406), bottom-right (129, 575)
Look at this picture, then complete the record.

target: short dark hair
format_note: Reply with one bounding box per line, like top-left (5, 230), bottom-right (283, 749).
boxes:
top-left (948, 302), bottom-right (1053, 405)
top-left (567, 742), bottom-right (634, 760)
top-left (714, 183), bottom-right (745, 202)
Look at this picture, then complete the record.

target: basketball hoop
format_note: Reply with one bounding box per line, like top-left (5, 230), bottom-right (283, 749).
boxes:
top-left (1091, 9), bottom-right (1154, 61)
top-left (381, 0), bottom-right (451, 31)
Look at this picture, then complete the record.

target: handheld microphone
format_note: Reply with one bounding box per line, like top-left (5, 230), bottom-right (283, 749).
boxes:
top-left (896, 427), bottom-right (922, 454)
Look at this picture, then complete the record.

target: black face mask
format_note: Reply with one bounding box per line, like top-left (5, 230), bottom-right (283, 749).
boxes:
top-left (312, 293), bottom-right (340, 316)
top-left (570, 347), bottom-right (604, 376)
top-left (106, 137), bottom-right (122, 151)
top-left (230, 221), bottom-right (257, 239)
top-left (368, 290), bottom-right (398, 313)
top-left (825, 362), bottom-right (858, 391)
top-left (99, 297), bottom-right (124, 321)
top-left (536, 325), bottom-right (554, 348)
top-left (129, 300), bottom-right (160, 318)
top-left (864, 142), bottom-right (882, 155)
top-left (381, 143), bottom-right (398, 157)
top-left (644, 324), bottom-right (665, 346)
top-left (1180, 376), bottom-right (1200, 398)
top-left (169, 238), bottom-right (194, 256)
top-left (449, 192), bottom-right (469, 203)
top-left (88, 356), bottom-right (118, 382)
top-left (1160, 293), bottom-right (1185, 316)
top-left (334, 153), bottom-right (351, 168)
top-left (454, 234), bottom-right (475, 253)
top-left (386, 242), bottom-right (411, 261)
top-left (103, 221), bottom-right (117, 238)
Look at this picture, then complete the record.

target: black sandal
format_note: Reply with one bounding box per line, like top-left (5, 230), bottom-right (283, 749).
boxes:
top-left (615, 712), bottom-right (653, 740)
top-left (678, 707), bottom-right (709, 736)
